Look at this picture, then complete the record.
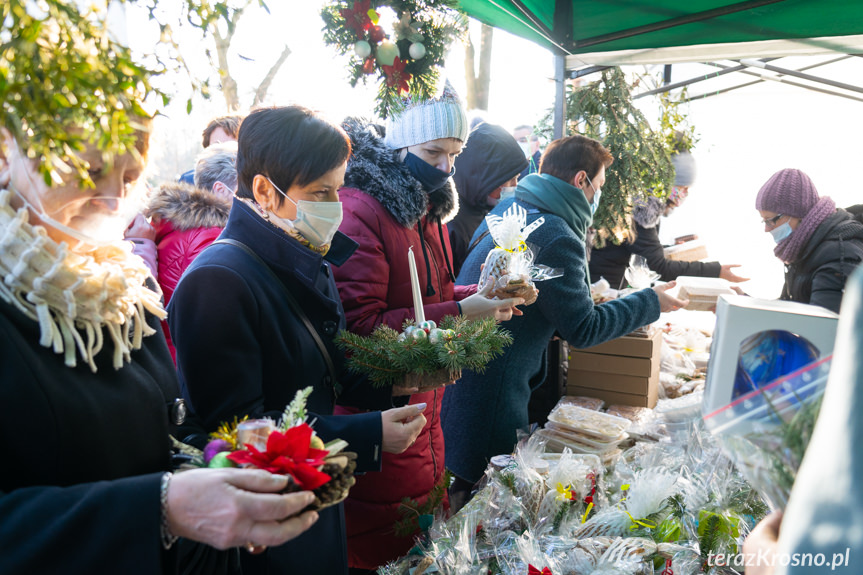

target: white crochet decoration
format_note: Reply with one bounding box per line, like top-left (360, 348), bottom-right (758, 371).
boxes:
top-left (0, 189), bottom-right (166, 372)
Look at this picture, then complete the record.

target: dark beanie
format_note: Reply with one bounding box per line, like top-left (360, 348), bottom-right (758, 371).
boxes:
top-left (755, 169), bottom-right (820, 218)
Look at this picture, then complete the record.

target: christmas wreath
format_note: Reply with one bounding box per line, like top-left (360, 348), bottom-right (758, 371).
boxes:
top-left (320, 0), bottom-right (466, 117)
top-left (336, 316), bottom-right (512, 387)
top-left (181, 387), bottom-right (357, 512)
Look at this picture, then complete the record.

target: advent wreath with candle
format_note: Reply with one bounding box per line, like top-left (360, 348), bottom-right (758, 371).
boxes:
top-left (335, 247), bottom-right (513, 390)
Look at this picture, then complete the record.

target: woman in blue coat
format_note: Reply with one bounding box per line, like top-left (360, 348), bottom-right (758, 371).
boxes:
top-left (168, 106), bottom-right (425, 575)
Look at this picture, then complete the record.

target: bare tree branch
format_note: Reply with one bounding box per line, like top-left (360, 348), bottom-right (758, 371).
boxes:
top-left (476, 23), bottom-right (493, 110)
top-left (253, 44), bottom-right (292, 107)
top-left (463, 23), bottom-right (493, 111)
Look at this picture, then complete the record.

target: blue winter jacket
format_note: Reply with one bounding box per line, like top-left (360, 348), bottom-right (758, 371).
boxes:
top-left (441, 177), bottom-right (661, 483)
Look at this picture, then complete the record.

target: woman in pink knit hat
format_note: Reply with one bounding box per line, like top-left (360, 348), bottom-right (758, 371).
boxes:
top-left (756, 168), bottom-right (863, 313)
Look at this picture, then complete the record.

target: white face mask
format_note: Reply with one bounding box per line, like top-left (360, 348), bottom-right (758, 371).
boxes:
top-left (499, 186), bottom-right (517, 202)
top-left (6, 140), bottom-right (144, 248)
top-left (770, 221), bottom-right (793, 243)
top-left (267, 177), bottom-right (343, 249)
top-left (518, 142), bottom-right (532, 159)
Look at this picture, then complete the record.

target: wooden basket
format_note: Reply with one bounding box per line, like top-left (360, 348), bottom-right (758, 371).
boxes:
top-left (403, 368), bottom-right (462, 391)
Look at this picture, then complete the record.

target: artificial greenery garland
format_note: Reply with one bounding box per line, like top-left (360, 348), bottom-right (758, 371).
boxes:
top-left (335, 315), bottom-right (512, 387)
top-left (320, 0), bottom-right (465, 117)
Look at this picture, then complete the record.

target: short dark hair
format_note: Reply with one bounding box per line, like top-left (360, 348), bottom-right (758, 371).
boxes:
top-left (202, 115), bottom-right (242, 148)
top-left (235, 106), bottom-right (351, 205)
top-left (539, 135), bottom-right (613, 183)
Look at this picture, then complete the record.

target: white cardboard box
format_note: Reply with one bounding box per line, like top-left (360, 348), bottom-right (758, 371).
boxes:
top-left (703, 295), bottom-right (839, 416)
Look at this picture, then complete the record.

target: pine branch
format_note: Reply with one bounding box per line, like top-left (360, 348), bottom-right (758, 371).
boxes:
top-left (335, 318), bottom-right (511, 387)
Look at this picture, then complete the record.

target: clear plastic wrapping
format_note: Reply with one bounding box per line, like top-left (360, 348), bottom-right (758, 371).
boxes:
top-left (558, 395), bottom-right (606, 411)
top-left (622, 254), bottom-right (659, 290)
top-left (703, 356), bottom-right (830, 510)
top-left (478, 204), bottom-right (560, 302)
top-left (547, 404), bottom-right (631, 440)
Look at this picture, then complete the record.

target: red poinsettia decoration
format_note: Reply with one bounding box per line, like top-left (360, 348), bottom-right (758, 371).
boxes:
top-left (340, 0), bottom-right (372, 37)
top-left (528, 565), bottom-right (553, 575)
top-left (382, 57), bottom-right (412, 94)
top-left (227, 423), bottom-right (331, 490)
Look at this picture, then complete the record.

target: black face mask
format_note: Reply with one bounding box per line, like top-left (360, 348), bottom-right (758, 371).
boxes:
top-left (404, 152), bottom-right (454, 193)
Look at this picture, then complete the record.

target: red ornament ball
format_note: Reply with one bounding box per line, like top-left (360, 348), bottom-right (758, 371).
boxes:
top-left (369, 25), bottom-right (385, 43)
top-left (362, 58), bottom-right (375, 74)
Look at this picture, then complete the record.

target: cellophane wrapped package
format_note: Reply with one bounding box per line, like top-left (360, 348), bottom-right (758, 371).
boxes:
top-left (478, 204), bottom-right (553, 303)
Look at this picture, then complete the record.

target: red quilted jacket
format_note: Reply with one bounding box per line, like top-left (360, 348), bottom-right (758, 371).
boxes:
top-left (331, 119), bottom-right (476, 569)
top-left (147, 183), bottom-right (231, 362)
top-left (334, 188), bottom-right (474, 569)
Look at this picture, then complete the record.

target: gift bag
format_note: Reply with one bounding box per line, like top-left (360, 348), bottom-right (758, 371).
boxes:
top-left (478, 204), bottom-right (559, 303)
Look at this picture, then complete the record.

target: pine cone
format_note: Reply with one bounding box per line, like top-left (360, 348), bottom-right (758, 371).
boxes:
top-left (281, 452), bottom-right (357, 512)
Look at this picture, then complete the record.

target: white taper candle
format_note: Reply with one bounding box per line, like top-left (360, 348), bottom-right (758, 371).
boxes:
top-left (408, 246), bottom-right (426, 325)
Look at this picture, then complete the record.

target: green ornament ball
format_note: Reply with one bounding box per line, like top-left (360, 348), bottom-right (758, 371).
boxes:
top-left (208, 451), bottom-right (236, 468)
top-left (409, 42), bottom-right (426, 60)
top-left (376, 40), bottom-right (399, 66)
top-left (428, 328), bottom-right (444, 344)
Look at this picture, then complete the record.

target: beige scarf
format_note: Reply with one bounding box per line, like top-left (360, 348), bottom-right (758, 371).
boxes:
top-left (0, 189), bottom-right (166, 372)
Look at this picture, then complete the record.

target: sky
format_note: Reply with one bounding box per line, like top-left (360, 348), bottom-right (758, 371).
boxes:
top-left (127, 0), bottom-right (863, 304)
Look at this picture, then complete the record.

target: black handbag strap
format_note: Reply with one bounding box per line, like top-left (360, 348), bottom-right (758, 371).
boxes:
top-left (213, 238), bottom-right (341, 395)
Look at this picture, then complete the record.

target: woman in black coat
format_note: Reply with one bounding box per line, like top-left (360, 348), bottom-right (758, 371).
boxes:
top-left (589, 151), bottom-right (746, 288)
top-left (0, 123), bottom-right (318, 575)
top-left (756, 168), bottom-right (863, 314)
top-left (168, 106), bottom-right (426, 575)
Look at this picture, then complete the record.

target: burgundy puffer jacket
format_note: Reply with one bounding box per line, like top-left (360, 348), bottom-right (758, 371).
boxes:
top-left (332, 119), bottom-right (475, 570)
top-left (147, 183), bottom-right (231, 362)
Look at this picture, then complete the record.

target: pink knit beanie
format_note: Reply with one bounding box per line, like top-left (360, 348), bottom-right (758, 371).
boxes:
top-left (755, 168), bottom-right (820, 218)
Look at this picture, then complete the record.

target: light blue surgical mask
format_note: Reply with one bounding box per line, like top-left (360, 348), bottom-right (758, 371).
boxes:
top-left (770, 221), bottom-right (793, 243)
top-left (267, 177), bottom-right (343, 248)
top-left (586, 176), bottom-right (602, 216)
top-left (499, 186), bottom-right (517, 203)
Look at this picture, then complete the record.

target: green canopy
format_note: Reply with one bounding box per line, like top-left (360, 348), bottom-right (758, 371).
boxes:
top-left (456, 0), bottom-right (863, 64)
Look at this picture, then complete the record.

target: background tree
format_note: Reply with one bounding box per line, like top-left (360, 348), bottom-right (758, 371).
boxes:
top-left (464, 22), bottom-right (493, 111)
top-left (1, 0), bottom-right (180, 185)
top-left (196, 0), bottom-right (291, 112)
top-left (538, 68), bottom-right (678, 247)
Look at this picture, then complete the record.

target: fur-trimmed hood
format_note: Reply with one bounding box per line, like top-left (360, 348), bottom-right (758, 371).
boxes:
top-left (147, 182), bottom-right (232, 231)
top-left (632, 195), bottom-right (665, 229)
top-left (341, 117), bottom-right (458, 228)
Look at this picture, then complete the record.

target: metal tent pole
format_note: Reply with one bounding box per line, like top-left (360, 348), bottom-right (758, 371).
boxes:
top-left (554, 54), bottom-right (566, 139)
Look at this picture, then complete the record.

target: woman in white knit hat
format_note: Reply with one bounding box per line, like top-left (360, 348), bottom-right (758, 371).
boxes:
top-left (331, 86), bottom-right (528, 572)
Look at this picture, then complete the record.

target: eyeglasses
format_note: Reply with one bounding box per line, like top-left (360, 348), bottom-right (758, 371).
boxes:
top-left (761, 213), bottom-right (785, 227)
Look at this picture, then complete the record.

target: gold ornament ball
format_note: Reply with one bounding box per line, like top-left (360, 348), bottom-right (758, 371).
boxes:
top-left (376, 40), bottom-right (400, 66)
top-left (408, 42), bottom-right (426, 60)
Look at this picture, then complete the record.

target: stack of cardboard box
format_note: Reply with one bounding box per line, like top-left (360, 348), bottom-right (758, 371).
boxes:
top-left (663, 239), bottom-right (708, 262)
top-left (566, 330), bottom-right (661, 408)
